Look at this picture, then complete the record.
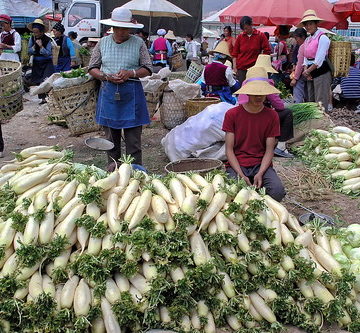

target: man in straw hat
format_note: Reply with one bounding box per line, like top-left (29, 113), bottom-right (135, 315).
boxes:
top-left (299, 9), bottom-right (332, 112)
top-left (246, 54), bottom-right (294, 158)
top-left (88, 7), bottom-right (152, 171)
top-left (222, 67), bottom-right (286, 202)
top-left (149, 28), bottom-right (173, 68)
top-left (201, 41), bottom-right (240, 105)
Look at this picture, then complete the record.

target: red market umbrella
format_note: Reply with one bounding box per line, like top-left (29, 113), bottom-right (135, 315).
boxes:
top-left (332, 0), bottom-right (360, 22)
top-left (219, 0), bottom-right (345, 29)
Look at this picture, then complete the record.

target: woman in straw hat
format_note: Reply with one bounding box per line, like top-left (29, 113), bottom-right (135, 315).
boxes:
top-left (222, 67), bottom-right (285, 202)
top-left (246, 54), bottom-right (294, 158)
top-left (0, 14), bottom-right (21, 62)
top-left (300, 9), bottom-right (332, 112)
top-left (149, 28), bottom-right (173, 68)
top-left (88, 7), bottom-right (152, 171)
top-left (201, 41), bottom-right (240, 105)
top-left (27, 18), bottom-right (54, 104)
top-left (165, 30), bottom-right (178, 54)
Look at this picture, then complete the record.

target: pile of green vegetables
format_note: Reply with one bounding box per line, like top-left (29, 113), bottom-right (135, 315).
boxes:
top-left (0, 146), bottom-right (360, 332)
top-left (294, 126), bottom-right (360, 196)
top-left (288, 102), bottom-right (325, 126)
top-left (79, 48), bottom-right (91, 57)
top-left (60, 68), bottom-right (87, 79)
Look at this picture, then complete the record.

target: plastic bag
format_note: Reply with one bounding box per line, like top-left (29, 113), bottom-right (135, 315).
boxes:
top-left (53, 74), bottom-right (91, 90)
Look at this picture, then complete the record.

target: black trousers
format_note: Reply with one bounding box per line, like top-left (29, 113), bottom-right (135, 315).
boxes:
top-left (104, 126), bottom-right (143, 165)
top-left (236, 69), bottom-right (248, 86)
top-left (0, 123), bottom-right (3, 152)
top-left (277, 108), bottom-right (294, 142)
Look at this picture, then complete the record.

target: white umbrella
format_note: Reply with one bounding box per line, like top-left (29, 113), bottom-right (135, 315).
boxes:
top-left (121, 0), bottom-right (191, 35)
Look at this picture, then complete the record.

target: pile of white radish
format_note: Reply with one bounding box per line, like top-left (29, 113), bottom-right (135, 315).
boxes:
top-left (0, 145), bottom-right (360, 333)
top-left (296, 126), bottom-right (360, 195)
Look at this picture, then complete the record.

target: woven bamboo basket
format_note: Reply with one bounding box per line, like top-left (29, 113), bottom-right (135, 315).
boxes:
top-left (160, 88), bottom-right (186, 129)
top-left (165, 158), bottom-right (224, 175)
top-left (185, 97), bottom-right (220, 118)
top-left (51, 80), bottom-right (100, 136)
top-left (329, 41), bottom-right (352, 77)
top-left (184, 61), bottom-right (203, 83)
top-left (0, 60), bottom-right (23, 121)
top-left (168, 71), bottom-right (186, 81)
top-left (169, 53), bottom-right (183, 70)
top-left (47, 90), bottom-right (66, 125)
top-left (144, 82), bottom-right (167, 117)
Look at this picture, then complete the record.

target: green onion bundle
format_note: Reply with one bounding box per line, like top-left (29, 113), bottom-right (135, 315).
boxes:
top-left (288, 102), bottom-right (325, 126)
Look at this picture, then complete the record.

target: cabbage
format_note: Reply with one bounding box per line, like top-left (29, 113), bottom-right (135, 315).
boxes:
top-left (334, 253), bottom-right (351, 269)
top-left (346, 224), bottom-right (360, 247)
top-left (349, 248), bottom-right (360, 260)
top-left (343, 244), bottom-right (353, 258)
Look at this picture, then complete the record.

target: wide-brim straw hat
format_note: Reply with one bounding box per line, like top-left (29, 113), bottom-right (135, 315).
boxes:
top-left (235, 67), bottom-right (280, 95)
top-left (249, 54), bottom-right (278, 74)
top-left (300, 9), bottom-right (323, 25)
top-left (100, 7), bottom-right (144, 29)
top-left (165, 30), bottom-right (176, 40)
top-left (27, 18), bottom-right (48, 32)
top-left (208, 41), bottom-right (231, 59)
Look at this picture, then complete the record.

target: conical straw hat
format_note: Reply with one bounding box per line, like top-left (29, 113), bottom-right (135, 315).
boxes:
top-left (165, 30), bottom-right (176, 40)
top-left (249, 54), bottom-right (278, 73)
top-left (208, 41), bottom-right (231, 58)
top-left (235, 67), bottom-right (280, 96)
top-left (300, 9), bottom-right (323, 24)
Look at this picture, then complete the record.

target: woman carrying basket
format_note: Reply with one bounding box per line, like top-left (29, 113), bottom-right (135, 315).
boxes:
top-left (89, 7), bottom-right (152, 171)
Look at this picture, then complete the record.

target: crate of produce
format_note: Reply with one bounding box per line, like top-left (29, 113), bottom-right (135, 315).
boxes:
top-left (185, 97), bottom-right (220, 118)
top-left (165, 158), bottom-right (224, 175)
top-left (329, 40), bottom-right (352, 77)
top-left (51, 79), bottom-right (100, 135)
top-left (0, 60), bottom-right (23, 120)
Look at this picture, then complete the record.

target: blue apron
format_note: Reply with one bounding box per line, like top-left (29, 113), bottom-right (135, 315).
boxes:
top-left (96, 80), bottom-right (150, 129)
top-left (55, 56), bottom-right (71, 73)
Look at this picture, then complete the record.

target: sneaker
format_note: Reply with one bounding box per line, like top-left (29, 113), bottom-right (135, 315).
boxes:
top-left (274, 147), bottom-right (294, 158)
top-left (0, 151), bottom-right (4, 158)
top-left (39, 99), bottom-right (47, 105)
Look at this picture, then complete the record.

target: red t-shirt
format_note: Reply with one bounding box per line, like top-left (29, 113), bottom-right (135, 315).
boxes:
top-left (222, 105), bottom-right (280, 167)
top-left (232, 29), bottom-right (271, 70)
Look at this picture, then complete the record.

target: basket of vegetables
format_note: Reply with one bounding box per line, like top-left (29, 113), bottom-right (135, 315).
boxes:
top-left (0, 146), bottom-right (360, 332)
top-left (0, 60), bottom-right (23, 120)
top-left (51, 69), bottom-right (99, 135)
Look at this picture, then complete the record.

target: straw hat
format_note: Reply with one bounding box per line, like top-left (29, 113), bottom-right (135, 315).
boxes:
top-left (27, 18), bottom-right (48, 32)
top-left (165, 30), bottom-right (176, 40)
top-left (300, 9), bottom-right (323, 24)
top-left (100, 7), bottom-right (144, 29)
top-left (208, 41), bottom-right (231, 59)
top-left (249, 54), bottom-right (278, 74)
top-left (235, 67), bottom-right (280, 95)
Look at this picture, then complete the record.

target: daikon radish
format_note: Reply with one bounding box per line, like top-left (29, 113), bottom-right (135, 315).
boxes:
top-left (212, 174), bottom-right (225, 192)
top-left (312, 244), bottom-right (342, 276)
top-left (42, 274), bottom-right (56, 297)
top-left (316, 230), bottom-right (331, 254)
top-left (169, 177), bottom-right (186, 206)
top-left (23, 215), bottom-right (39, 245)
top-left (215, 212), bottom-right (229, 232)
top-left (74, 279), bottom-right (91, 316)
top-left (237, 232), bottom-right (250, 253)
top-left (57, 179), bottom-right (78, 208)
top-left (0, 246), bottom-right (14, 269)
top-left (91, 318), bottom-right (106, 333)
top-left (14, 285), bottom-right (29, 300)
top-left (128, 189), bottom-right (152, 229)
top-left (29, 272), bottom-right (43, 299)
top-left (264, 195), bottom-right (288, 223)
top-left (281, 255), bottom-right (295, 271)
top-left (190, 231), bottom-right (211, 266)
top-left (54, 204), bottom-right (85, 238)
top-left (257, 287), bottom-right (277, 302)
top-left (271, 220), bottom-right (281, 245)
top-left (181, 194), bottom-right (198, 216)
top-left (117, 179), bottom-right (140, 216)
top-left (39, 208), bottom-right (55, 244)
top-left (61, 275), bottom-right (80, 308)
top-left (114, 273), bottom-right (130, 292)
top-left (151, 178), bottom-right (175, 204)
top-left (204, 312), bottom-right (216, 333)
top-left (118, 161), bottom-right (132, 188)
top-left (86, 202), bottom-right (101, 220)
top-left (151, 195), bottom-right (170, 223)
top-left (56, 197), bottom-right (81, 224)
top-left (101, 297), bottom-right (121, 333)
top-left (176, 174), bottom-right (200, 192)
top-left (160, 306), bottom-right (171, 324)
top-left (93, 171), bottom-right (119, 192)
top-left (124, 196), bottom-right (140, 222)
top-left (107, 193), bottom-right (120, 234)
top-left (297, 280), bottom-right (314, 299)
top-left (170, 267), bottom-right (185, 283)
top-left (129, 273), bottom-right (150, 294)
top-left (333, 126), bottom-right (356, 136)
top-left (330, 236), bottom-right (343, 255)
top-left (87, 237), bottom-right (102, 255)
top-left (105, 278), bottom-right (121, 304)
top-left (53, 248), bottom-right (72, 269)
top-left (280, 223), bottom-right (294, 245)
top-left (311, 281), bottom-right (334, 303)
top-left (198, 192), bottom-right (227, 231)
top-left (0, 218), bottom-right (16, 249)
top-left (249, 292), bottom-right (277, 323)
top-left (0, 252), bottom-right (17, 276)
top-left (19, 145), bottom-right (53, 158)
top-left (249, 304), bottom-right (263, 321)
top-left (286, 215), bottom-right (304, 235)
top-left (142, 260), bottom-right (157, 280)
top-left (220, 272), bottom-right (235, 298)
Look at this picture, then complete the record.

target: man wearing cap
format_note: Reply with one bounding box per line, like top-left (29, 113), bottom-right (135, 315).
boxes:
top-left (300, 10), bottom-right (332, 112)
top-left (149, 29), bottom-right (173, 67)
top-left (201, 41), bottom-right (240, 105)
top-left (223, 67), bottom-right (286, 202)
top-left (88, 7), bottom-right (152, 171)
top-left (0, 15), bottom-right (21, 62)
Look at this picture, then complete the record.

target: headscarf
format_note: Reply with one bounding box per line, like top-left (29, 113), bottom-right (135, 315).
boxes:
top-left (157, 29), bottom-right (166, 36)
top-left (0, 14), bottom-right (12, 24)
top-left (213, 53), bottom-right (227, 61)
top-left (53, 22), bottom-right (65, 33)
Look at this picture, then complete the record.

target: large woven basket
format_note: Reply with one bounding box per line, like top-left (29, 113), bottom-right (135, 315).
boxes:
top-left (169, 53), bottom-right (183, 70)
top-left (160, 88), bottom-right (186, 129)
top-left (144, 82), bottom-right (167, 117)
top-left (0, 60), bottom-right (23, 121)
top-left (47, 90), bottom-right (66, 125)
top-left (184, 61), bottom-right (203, 83)
top-left (329, 41), bottom-right (352, 77)
top-left (185, 97), bottom-right (220, 118)
top-left (165, 158), bottom-right (224, 175)
top-left (51, 80), bottom-right (100, 135)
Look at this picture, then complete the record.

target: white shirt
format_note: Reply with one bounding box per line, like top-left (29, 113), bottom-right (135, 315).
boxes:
top-left (0, 29), bottom-right (21, 62)
top-left (185, 40), bottom-right (199, 60)
top-left (303, 29), bottom-right (330, 67)
top-left (201, 60), bottom-right (237, 87)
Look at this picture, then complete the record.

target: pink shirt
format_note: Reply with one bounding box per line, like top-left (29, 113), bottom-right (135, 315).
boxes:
top-left (294, 43), bottom-right (305, 80)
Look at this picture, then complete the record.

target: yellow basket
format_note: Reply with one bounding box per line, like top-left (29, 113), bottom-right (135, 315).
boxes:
top-left (185, 97), bottom-right (220, 118)
top-left (329, 41), bottom-right (352, 77)
top-left (169, 53), bottom-right (183, 70)
top-left (0, 60), bottom-right (23, 120)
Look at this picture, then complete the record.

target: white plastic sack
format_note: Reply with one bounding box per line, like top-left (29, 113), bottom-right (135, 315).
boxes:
top-left (161, 102), bottom-right (233, 162)
top-left (53, 74), bottom-right (91, 90)
top-left (140, 68), bottom-right (170, 93)
top-left (31, 73), bottom-right (61, 95)
top-left (193, 143), bottom-right (226, 161)
top-left (168, 79), bottom-right (200, 101)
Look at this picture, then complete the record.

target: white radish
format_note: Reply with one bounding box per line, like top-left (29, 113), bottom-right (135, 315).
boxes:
top-left (181, 194), bottom-right (198, 216)
top-left (198, 192), bottom-right (227, 231)
top-left (23, 215), bottom-right (39, 245)
top-left (170, 267), bottom-right (185, 283)
top-left (280, 223), bottom-right (294, 245)
top-left (128, 190), bottom-right (152, 230)
top-left (56, 197), bottom-right (81, 224)
top-left (105, 278), bottom-right (121, 304)
top-left (54, 204), bottom-right (85, 238)
top-left (264, 195), bottom-right (288, 224)
top-left (86, 202), bottom-right (101, 220)
top-left (312, 244), bottom-right (342, 276)
top-left (107, 193), bottom-right (120, 234)
top-left (28, 272), bottom-right (43, 299)
top-left (129, 273), bottom-right (150, 294)
top-left (42, 274), bottom-right (56, 297)
top-left (61, 275), bottom-right (80, 308)
top-left (117, 179), bottom-right (140, 216)
top-left (176, 174), bottom-right (200, 192)
top-left (199, 184), bottom-right (215, 203)
top-left (91, 318), bottom-right (106, 333)
top-left (212, 174), bottom-right (225, 192)
top-left (74, 279), bottom-right (91, 316)
top-left (151, 178), bottom-right (175, 204)
top-left (87, 237), bottom-right (102, 255)
top-left (114, 273), bottom-right (130, 292)
top-left (142, 261), bottom-right (157, 280)
top-left (0, 218), bottom-right (16, 249)
top-left (151, 195), bottom-right (170, 223)
top-left (124, 196), bottom-right (141, 222)
top-left (191, 173), bottom-right (209, 187)
top-left (237, 232), bottom-right (250, 253)
top-left (39, 209), bottom-right (55, 244)
top-left (219, 271), bottom-right (236, 298)
top-left (249, 292), bottom-right (277, 323)
top-left (169, 177), bottom-right (186, 206)
top-left (101, 297), bottom-right (121, 333)
top-left (190, 231), bottom-right (211, 266)
top-left (57, 179), bottom-right (78, 208)
top-left (77, 226), bottom-right (89, 254)
top-left (118, 162), bottom-right (132, 188)
top-left (93, 172), bottom-right (119, 192)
